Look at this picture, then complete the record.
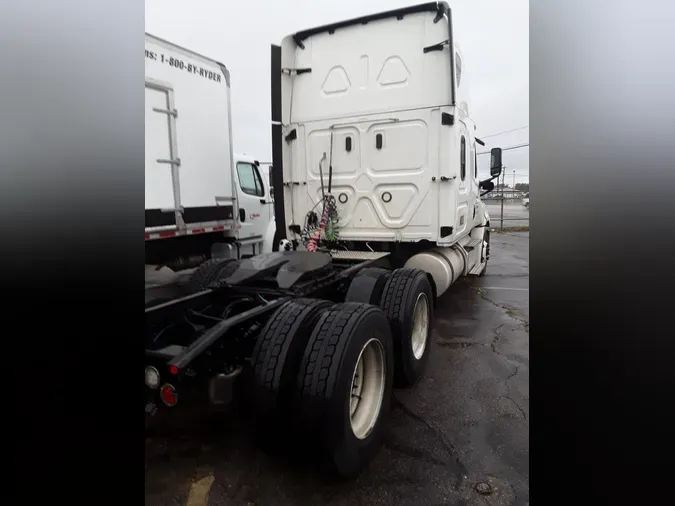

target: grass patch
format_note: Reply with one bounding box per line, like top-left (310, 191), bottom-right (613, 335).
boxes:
top-left (493, 226), bottom-right (530, 233)
top-left (506, 308), bottom-right (519, 319)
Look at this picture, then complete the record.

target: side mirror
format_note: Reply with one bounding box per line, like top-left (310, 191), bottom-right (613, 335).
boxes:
top-left (254, 160), bottom-right (260, 167)
top-left (490, 148), bottom-right (503, 177)
top-left (479, 180), bottom-right (495, 193)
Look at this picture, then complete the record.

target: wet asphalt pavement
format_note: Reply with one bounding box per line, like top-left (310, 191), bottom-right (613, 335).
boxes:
top-left (145, 232), bottom-right (530, 506)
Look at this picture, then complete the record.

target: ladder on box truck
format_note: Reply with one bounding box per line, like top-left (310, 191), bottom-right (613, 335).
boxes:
top-left (144, 33), bottom-right (276, 277)
top-left (144, 3), bottom-right (503, 478)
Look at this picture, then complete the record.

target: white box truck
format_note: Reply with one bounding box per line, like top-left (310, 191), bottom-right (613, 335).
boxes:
top-left (145, 4), bottom-right (503, 478)
top-left (144, 34), bottom-right (275, 275)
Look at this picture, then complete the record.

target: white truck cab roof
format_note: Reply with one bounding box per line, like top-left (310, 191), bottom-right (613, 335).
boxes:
top-left (234, 153), bottom-right (259, 165)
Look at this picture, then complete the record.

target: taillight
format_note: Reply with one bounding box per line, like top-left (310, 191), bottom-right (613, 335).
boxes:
top-left (160, 384), bottom-right (178, 407)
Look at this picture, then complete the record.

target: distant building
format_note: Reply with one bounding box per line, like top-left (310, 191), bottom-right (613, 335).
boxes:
top-left (482, 187), bottom-right (525, 200)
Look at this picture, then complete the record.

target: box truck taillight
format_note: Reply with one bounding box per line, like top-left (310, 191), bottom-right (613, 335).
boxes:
top-left (160, 384), bottom-right (178, 407)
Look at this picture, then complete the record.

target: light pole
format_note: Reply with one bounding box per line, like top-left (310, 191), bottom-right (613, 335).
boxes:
top-left (500, 165), bottom-right (506, 230)
top-left (512, 170), bottom-right (516, 190)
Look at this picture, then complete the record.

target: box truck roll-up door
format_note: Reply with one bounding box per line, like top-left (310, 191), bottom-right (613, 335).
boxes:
top-left (145, 84), bottom-right (179, 228)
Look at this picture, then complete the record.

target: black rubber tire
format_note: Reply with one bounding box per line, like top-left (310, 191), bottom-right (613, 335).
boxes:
top-left (185, 258), bottom-right (236, 292)
top-left (295, 302), bottom-right (394, 478)
top-left (479, 229), bottom-right (490, 277)
top-left (379, 268), bottom-right (434, 388)
top-left (344, 267), bottom-right (391, 305)
top-left (249, 298), bottom-right (333, 446)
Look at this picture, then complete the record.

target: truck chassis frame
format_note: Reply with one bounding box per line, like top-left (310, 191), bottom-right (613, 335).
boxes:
top-left (145, 252), bottom-right (390, 408)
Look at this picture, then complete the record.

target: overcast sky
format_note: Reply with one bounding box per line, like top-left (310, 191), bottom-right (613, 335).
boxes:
top-left (145, 0), bottom-right (529, 184)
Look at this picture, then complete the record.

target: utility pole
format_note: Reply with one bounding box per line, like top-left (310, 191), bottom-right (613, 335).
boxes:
top-left (500, 165), bottom-right (506, 230)
top-left (512, 169), bottom-right (516, 189)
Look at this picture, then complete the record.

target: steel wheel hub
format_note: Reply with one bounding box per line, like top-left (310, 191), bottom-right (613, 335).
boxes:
top-left (349, 338), bottom-right (386, 440)
top-left (411, 293), bottom-right (430, 360)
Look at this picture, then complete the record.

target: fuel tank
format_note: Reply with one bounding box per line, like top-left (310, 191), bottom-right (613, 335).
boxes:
top-left (403, 246), bottom-right (467, 297)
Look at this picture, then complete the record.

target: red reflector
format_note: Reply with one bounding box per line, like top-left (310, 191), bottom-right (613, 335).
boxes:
top-left (160, 384), bottom-right (178, 406)
top-left (159, 231), bottom-right (176, 238)
top-left (144, 234), bottom-right (150, 240)
top-left (214, 225), bottom-right (225, 231)
top-left (191, 228), bottom-right (205, 234)
top-left (169, 365), bottom-right (179, 375)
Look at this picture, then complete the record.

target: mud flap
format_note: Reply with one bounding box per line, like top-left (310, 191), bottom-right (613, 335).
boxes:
top-left (208, 368), bottom-right (243, 407)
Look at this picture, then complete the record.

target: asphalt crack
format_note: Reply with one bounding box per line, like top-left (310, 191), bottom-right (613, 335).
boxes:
top-left (504, 366), bottom-right (528, 422)
top-left (490, 323), bottom-right (507, 356)
top-left (490, 324), bottom-right (528, 422)
top-left (392, 396), bottom-right (468, 487)
top-left (478, 292), bottom-right (529, 332)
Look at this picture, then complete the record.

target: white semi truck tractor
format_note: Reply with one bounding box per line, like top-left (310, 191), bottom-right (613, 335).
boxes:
top-left (145, 3), bottom-right (503, 478)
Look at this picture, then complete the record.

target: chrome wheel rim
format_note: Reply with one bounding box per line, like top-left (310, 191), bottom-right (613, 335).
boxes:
top-left (349, 338), bottom-right (386, 440)
top-left (411, 293), bottom-right (430, 360)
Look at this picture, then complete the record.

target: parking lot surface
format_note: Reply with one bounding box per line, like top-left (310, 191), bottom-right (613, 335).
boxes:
top-left (146, 232), bottom-right (530, 506)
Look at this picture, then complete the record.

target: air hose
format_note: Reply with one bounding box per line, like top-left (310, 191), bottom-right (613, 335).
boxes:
top-left (305, 132), bottom-right (339, 251)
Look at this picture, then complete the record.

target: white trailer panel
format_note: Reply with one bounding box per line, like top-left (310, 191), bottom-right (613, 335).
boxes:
top-left (145, 33), bottom-right (236, 232)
